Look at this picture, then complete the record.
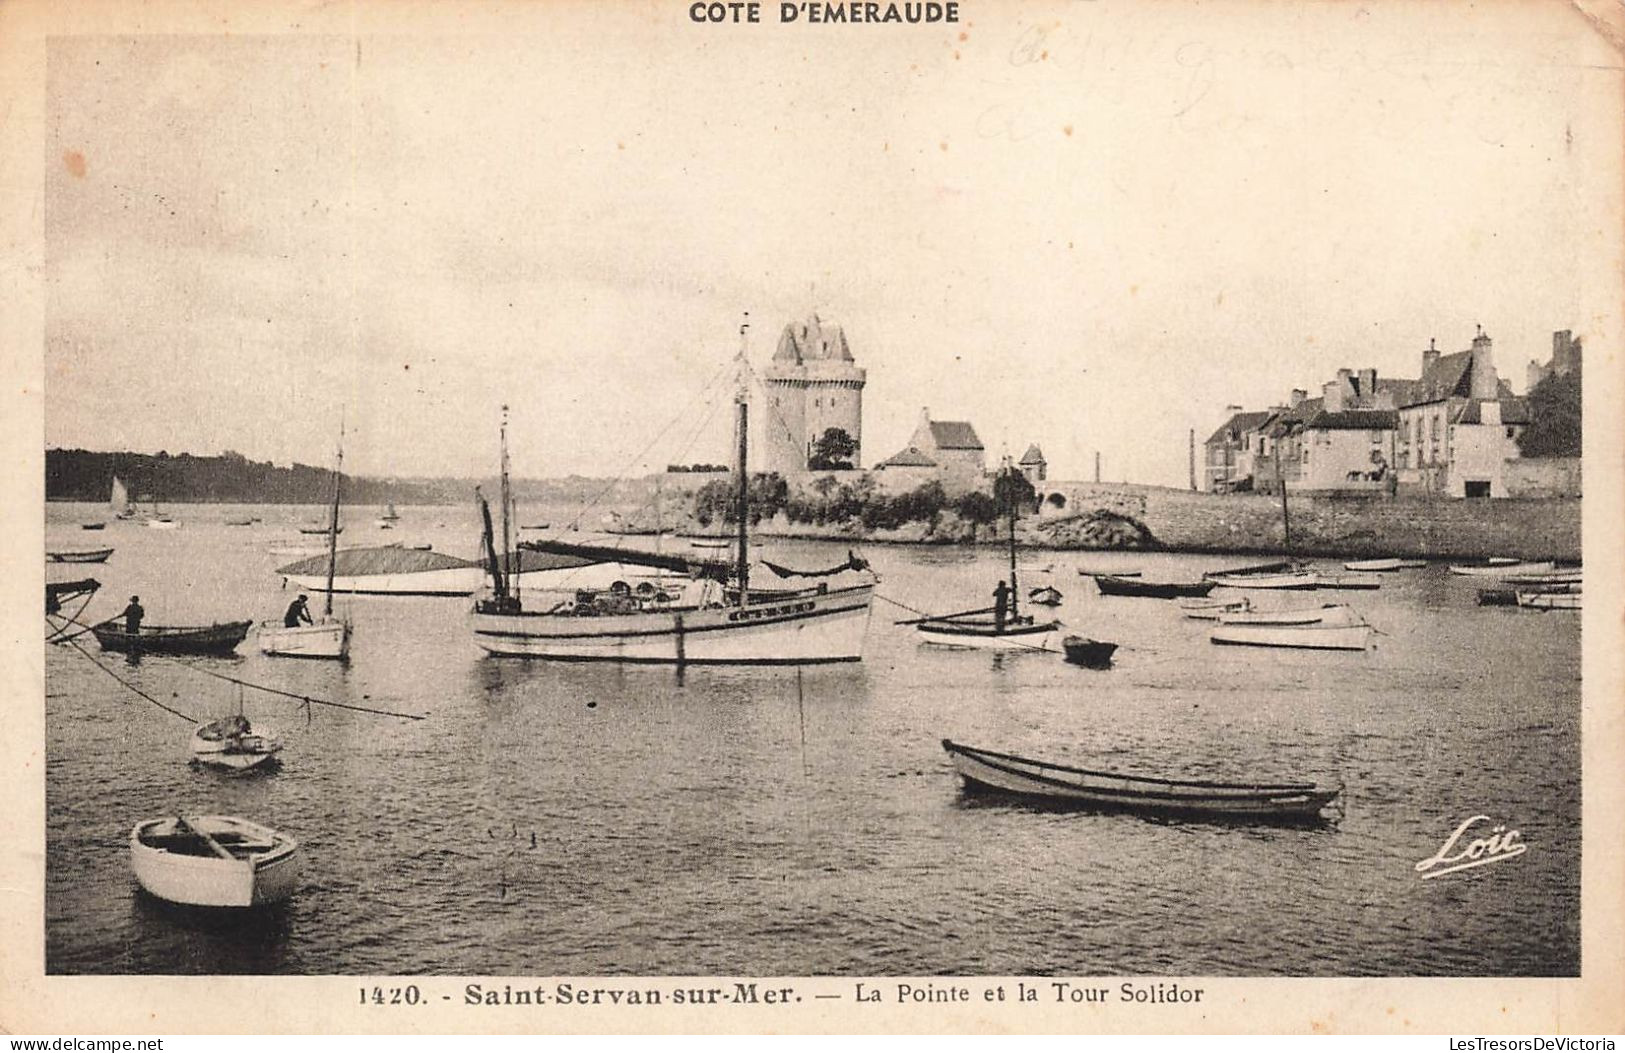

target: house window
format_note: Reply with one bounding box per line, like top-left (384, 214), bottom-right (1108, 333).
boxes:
top-left (1505, 426), bottom-right (1515, 438)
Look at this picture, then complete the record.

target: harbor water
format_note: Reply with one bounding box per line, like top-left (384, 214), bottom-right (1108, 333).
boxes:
top-left (43, 504), bottom-right (1580, 976)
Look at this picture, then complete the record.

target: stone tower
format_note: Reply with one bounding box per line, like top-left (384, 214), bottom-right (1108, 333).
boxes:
top-left (759, 314), bottom-right (866, 474)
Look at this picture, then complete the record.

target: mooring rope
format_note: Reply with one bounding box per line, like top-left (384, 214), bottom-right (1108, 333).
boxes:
top-left (174, 662), bottom-right (428, 722)
top-left (60, 635), bottom-right (197, 723)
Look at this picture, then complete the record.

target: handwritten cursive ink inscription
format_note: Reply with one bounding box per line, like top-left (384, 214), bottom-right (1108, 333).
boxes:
top-left (1414, 815), bottom-right (1528, 880)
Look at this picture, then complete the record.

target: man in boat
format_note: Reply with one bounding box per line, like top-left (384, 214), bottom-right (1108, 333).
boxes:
top-left (118, 596), bottom-right (144, 635)
top-left (284, 594), bottom-right (313, 628)
top-left (993, 579), bottom-right (1011, 632)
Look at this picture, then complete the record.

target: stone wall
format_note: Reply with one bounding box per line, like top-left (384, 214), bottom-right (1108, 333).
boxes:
top-left (1503, 457), bottom-right (1582, 499)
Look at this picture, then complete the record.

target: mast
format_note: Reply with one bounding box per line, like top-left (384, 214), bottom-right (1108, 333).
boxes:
top-left (733, 314), bottom-right (751, 606)
top-left (323, 425), bottom-right (344, 617)
top-left (1275, 431), bottom-right (1292, 553)
top-left (499, 404), bottom-right (513, 601)
top-left (1006, 472), bottom-right (1020, 623)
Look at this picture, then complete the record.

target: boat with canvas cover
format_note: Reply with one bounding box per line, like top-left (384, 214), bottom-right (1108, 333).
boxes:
top-left (1209, 622), bottom-right (1371, 650)
top-left (941, 740), bottom-right (1339, 820)
top-left (1093, 574), bottom-right (1215, 599)
top-left (129, 816), bottom-right (299, 907)
top-left (261, 430), bottom-right (352, 658)
top-left (469, 324), bottom-right (877, 665)
top-left (279, 545), bottom-right (483, 596)
top-left (1343, 558), bottom-right (1426, 571)
top-left (190, 714), bottom-right (282, 771)
top-left (92, 619), bottom-right (252, 656)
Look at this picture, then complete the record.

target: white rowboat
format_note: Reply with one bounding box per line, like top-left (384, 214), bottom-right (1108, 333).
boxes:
top-left (130, 816), bottom-right (299, 907)
top-left (258, 618), bottom-right (351, 659)
top-left (1207, 572), bottom-right (1320, 590)
top-left (190, 716), bottom-right (283, 771)
top-left (1210, 623), bottom-right (1372, 650)
top-left (1219, 604), bottom-right (1358, 627)
top-left (1343, 558), bottom-right (1426, 571)
top-left (1448, 560), bottom-right (1556, 577)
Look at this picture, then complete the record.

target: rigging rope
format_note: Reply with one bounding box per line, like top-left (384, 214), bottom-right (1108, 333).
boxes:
top-left (872, 591), bottom-right (1066, 655)
top-left (60, 635), bottom-right (197, 723)
top-left (174, 661), bottom-right (428, 721)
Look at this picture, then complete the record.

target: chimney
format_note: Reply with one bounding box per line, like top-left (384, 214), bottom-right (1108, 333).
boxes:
top-left (1470, 327), bottom-right (1498, 401)
top-left (1422, 337), bottom-right (1440, 377)
top-left (1289, 389), bottom-right (1308, 409)
top-left (1323, 379), bottom-right (1345, 412)
top-left (1358, 368), bottom-right (1377, 402)
top-left (919, 406), bottom-right (931, 430)
top-left (1553, 329), bottom-right (1570, 360)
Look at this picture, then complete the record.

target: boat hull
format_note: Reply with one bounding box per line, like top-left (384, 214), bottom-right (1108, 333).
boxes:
top-left (1094, 575), bottom-right (1215, 598)
top-left (190, 721), bottom-right (283, 771)
top-left (1517, 590), bottom-right (1581, 610)
top-left (144, 519), bottom-right (179, 530)
top-left (1208, 573), bottom-right (1319, 590)
top-left (1210, 624), bottom-right (1371, 650)
top-left (47, 548), bottom-right (114, 564)
top-left (1178, 597), bottom-right (1251, 620)
top-left (1343, 558), bottom-right (1426, 571)
top-left (942, 741), bottom-right (1338, 820)
top-left (1061, 636), bottom-right (1117, 668)
top-left (286, 566), bottom-right (483, 597)
top-left (471, 584), bottom-right (874, 663)
top-left (1220, 604), bottom-right (1357, 627)
top-left (129, 817), bottom-right (300, 907)
top-left (1448, 561), bottom-right (1556, 577)
top-left (92, 620), bottom-right (252, 656)
top-left (258, 618), bottom-right (350, 659)
top-left (917, 618), bottom-right (1060, 651)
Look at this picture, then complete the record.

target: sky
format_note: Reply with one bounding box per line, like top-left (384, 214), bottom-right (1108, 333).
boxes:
top-left (41, 0), bottom-right (1622, 485)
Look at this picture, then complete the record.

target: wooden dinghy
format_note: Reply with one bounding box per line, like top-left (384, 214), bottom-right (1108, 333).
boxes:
top-left (917, 616), bottom-right (1061, 651)
top-left (190, 715), bottom-right (282, 771)
top-left (1517, 589), bottom-right (1580, 610)
top-left (1210, 622), bottom-right (1371, 651)
top-left (941, 740), bottom-right (1339, 820)
top-left (1206, 571), bottom-right (1319, 590)
top-left (1060, 635), bottom-right (1117, 668)
top-left (1094, 574), bottom-right (1215, 599)
top-left (1219, 603), bottom-right (1358, 627)
top-left (1502, 569), bottom-right (1582, 586)
top-left (1078, 567), bottom-right (1141, 578)
top-left (47, 547), bottom-right (114, 564)
top-left (1177, 596), bottom-right (1251, 620)
top-left (91, 620), bottom-right (252, 656)
top-left (129, 816), bottom-right (299, 907)
top-left (1312, 574), bottom-right (1382, 591)
top-left (1448, 559), bottom-right (1556, 577)
top-left (1028, 585), bottom-right (1064, 606)
top-left (1342, 558), bottom-right (1426, 571)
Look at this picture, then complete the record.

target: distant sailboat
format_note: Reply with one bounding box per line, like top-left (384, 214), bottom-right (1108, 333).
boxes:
top-left (110, 476), bottom-right (134, 520)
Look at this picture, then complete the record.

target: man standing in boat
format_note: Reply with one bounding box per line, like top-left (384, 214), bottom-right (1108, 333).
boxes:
top-left (118, 595), bottom-right (144, 635)
top-left (284, 593), bottom-right (313, 628)
top-left (993, 579), bottom-right (1011, 632)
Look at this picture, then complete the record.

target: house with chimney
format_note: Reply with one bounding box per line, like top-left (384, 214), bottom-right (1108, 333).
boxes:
top-left (1204, 408), bottom-right (1274, 492)
top-left (875, 407), bottom-right (989, 491)
top-left (1395, 329), bottom-right (1528, 498)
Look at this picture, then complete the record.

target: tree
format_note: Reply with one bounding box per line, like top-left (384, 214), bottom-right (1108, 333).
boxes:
top-left (808, 427), bottom-right (857, 470)
top-left (991, 466), bottom-right (1037, 518)
top-left (1517, 365), bottom-right (1582, 458)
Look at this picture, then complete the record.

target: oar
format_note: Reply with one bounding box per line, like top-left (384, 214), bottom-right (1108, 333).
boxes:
top-left (893, 604), bottom-right (998, 626)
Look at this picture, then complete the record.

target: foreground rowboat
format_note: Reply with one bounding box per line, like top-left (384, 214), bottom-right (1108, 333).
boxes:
top-left (1210, 622), bottom-right (1371, 650)
top-left (129, 816), bottom-right (300, 907)
top-left (941, 740), bottom-right (1339, 820)
top-left (92, 620), bottom-right (252, 656)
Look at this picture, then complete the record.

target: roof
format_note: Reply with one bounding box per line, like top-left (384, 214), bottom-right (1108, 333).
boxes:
top-left (1266, 398), bottom-right (1324, 436)
top-left (1301, 409), bottom-right (1398, 431)
top-left (1372, 377), bottom-right (1420, 406)
top-left (1404, 349), bottom-right (1473, 406)
top-left (877, 446), bottom-right (939, 468)
top-left (773, 315), bottom-right (853, 365)
top-left (1451, 397), bottom-right (1531, 425)
top-left (1018, 444), bottom-right (1046, 465)
top-left (276, 545), bottom-right (479, 577)
top-left (1205, 411), bottom-right (1273, 446)
top-left (927, 420), bottom-right (983, 450)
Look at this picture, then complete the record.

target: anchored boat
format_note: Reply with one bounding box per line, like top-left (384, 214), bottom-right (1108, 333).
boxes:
top-left (1343, 558), bottom-right (1426, 571)
top-left (1448, 559), bottom-right (1556, 577)
top-left (1209, 622), bottom-right (1371, 651)
top-left (1218, 603), bottom-right (1358, 627)
top-left (190, 714), bottom-right (282, 772)
top-left (92, 620), bottom-right (252, 656)
top-left (46, 547), bottom-right (113, 564)
top-left (129, 816), bottom-right (299, 907)
top-left (1178, 596), bottom-right (1251, 620)
top-left (941, 740), bottom-right (1339, 820)
top-left (261, 430), bottom-right (352, 659)
top-left (1094, 574), bottom-right (1215, 599)
top-left (1060, 635), bottom-right (1117, 668)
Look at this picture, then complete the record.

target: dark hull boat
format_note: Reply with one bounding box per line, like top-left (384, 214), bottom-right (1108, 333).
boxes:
top-left (1094, 574), bottom-right (1215, 599)
top-left (942, 740), bottom-right (1339, 821)
top-left (91, 620), bottom-right (252, 656)
top-left (47, 547), bottom-right (113, 564)
top-left (1028, 585), bottom-right (1063, 606)
top-left (1061, 635), bottom-right (1117, 668)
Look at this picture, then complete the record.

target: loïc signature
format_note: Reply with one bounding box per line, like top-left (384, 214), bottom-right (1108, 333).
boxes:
top-left (1414, 815), bottom-right (1529, 879)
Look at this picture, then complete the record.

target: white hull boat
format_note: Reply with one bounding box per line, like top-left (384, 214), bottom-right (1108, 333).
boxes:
top-left (286, 566), bottom-right (483, 596)
top-left (916, 617), bottom-right (1060, 651)
top-left (190, 716), bottom-right (283, 771)
top-left (472, 583), bottom-right (875, 663)
top-left (1219, 604), bottom-right (1358, 627)
top-left (1210, 623), bottom-right (1371, 650)
top-left (1503, 569), bottom-right (1582, 586)
top-left (1178, 597), bottom-right (1251, 620)
top-left (1208, 572), bottom-right (1320, 590)
top-left (130, 816), bottom-right (299, 907)
top-left (1517, 590), bottom-right (1581, 610)
top-left (258, 617), bottom-right (351, 659)
top-left (145, 517), bottom-right (179, 530)
top-left (1343, 558), bottom-right (1426, 571)
top-left (1448, 560), bottom-right (1556, 577)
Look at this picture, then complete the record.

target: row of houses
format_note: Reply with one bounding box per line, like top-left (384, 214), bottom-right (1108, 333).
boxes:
top-left (1205, 329), bottom-right (1581, 498)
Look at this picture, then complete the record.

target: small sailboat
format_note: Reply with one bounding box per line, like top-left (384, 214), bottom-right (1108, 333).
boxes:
top-left (261, 430), bottom-right (352, 659)
top-left (380, 502), bottom-right (401, 522)
top-left (129, 816), bottom-right (300, 907)
top-left (190, 711), bottom-right (282, 772)
top-left (110, 475), bottom-right (135, 520)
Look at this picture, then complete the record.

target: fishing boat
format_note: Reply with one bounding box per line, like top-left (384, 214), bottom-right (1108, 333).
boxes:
top-left (261, 432), bottom-right (352, 659)
top-left (129, 816), bottom-right (300, 907)
top-left (1206, 571), bottom-right (1319, 590)
top-left (46, 547), bottom-right (113, 564)
top-left (941, 740), bottom-right (1339, 820)
top-left (190, 714), bottom-right (282, 772)
top-left (1209, 622), bottom-right (1371, 650)
top-left (1060, 635), bottom-right (1117, 668)
top-left (1448, 559), bottom-right (1556, 577)
top-left (110, 475), bottom-right (135, 520)
top-left (91, 620), bottom-right (253, 656)
top-left (278, 545), bottom-right (483, 596)
top-left (1219, 603), bottom-right (1358, 627)
top-left (1313, 574), bottom-right (1382, 591)
top-left (1202, 559), bottom-right (1299, 580)
top-left (1028, 585), bottom-right (1063, 606)
top-left (1343, 558), bottom-right (1426, 571)
top-left (1177, 596), bottom-right (1251, 619)
top-left (1077, 567), bottom-right (1141, 577)
top-left (1094, 574), bottom-right (1215, 599)
top-left (470, 327), bottom-right (878, 665)
top-left (1517, 590), bottom-right (1581, 610)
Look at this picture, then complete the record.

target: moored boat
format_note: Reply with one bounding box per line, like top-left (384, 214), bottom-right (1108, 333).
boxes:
top-left (1343, 558), bottom-right (1426, 571)
top-left (263, 430), bottom-right (352, 659)
top-left (47, 547), bottom-right (113, 564)
top-left (91, 620), bottom-right (252, 656)
top-left (917, 616), bottom-right (1060, 651)
top-left (110, 476), bottom-right (135, 520)
top-left (1077, 567), bottom-right (1141, 577)
top-left (190, 715), bottom-right (282, 771)
top-left (1502, 569), bottom-right (1582, 586)
top-left (129, 816), bottom-right (299, 907)
top-left (225, 518), bottom-right (254, 527)
top-left (1219, 603), bottom-right (1358, 627)
top-left (82, 522), bottom-right (106, 531)
top-left (1448, 559), bottom-right (1556, 577)
top-left (1209, 622), bottom-right (1371, 650)
top-left (1028, 585), bottom-right (1063, 606)
top-left (1178, 596), bottom-right (1251, 620)
top-left (278, 546), bottom-right (483, 596)
top-left (941, 740), bottom-right (1339, 820)
top-left (1060, 635), bottom-right (1117, 668)
top-left (1313, 574), bottom-right (1382, 591)
top-left (1094, 574), bottom-right (1215, 599)
top-left (1207, 571), bottom-right (1319, 590)
top-left (1517, 589), bottom-right (1581, 610)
